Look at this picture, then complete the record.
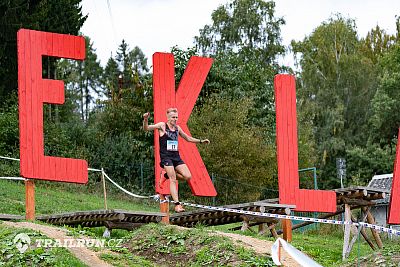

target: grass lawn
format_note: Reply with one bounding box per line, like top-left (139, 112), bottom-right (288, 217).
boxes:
top-left (0, 179), bottom-right (159, 215)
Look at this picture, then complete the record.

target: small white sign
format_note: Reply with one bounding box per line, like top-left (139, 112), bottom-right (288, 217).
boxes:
top-left (167, 140), bottom-right (178, 151)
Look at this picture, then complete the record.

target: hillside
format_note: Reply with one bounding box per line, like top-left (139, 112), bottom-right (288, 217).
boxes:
top-left (0, 179), bottom-right (399, 266)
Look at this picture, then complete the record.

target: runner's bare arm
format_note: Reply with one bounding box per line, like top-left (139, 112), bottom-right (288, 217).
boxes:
top-left (143, 113), bottom-right (164, 131)
top-left (177, 126), bottom-right (210, 144)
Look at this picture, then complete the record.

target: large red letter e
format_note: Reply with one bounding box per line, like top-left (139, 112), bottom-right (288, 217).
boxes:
top-left (17, 29), bottom-right (87, 183)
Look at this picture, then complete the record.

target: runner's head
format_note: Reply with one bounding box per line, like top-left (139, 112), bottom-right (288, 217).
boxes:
top-left (167, 107), bottom-right (178, 126)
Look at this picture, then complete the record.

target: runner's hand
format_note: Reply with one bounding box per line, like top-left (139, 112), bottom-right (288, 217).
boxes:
top-left (143, 112), bottom-right (150, 119)
top-left (202, 139), bottom-right (210, 144)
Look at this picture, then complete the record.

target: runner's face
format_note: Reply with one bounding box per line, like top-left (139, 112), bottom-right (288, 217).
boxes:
top-left (168, 112), bottom-right (178, 126)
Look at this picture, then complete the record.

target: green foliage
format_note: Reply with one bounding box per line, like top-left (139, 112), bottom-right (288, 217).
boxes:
top-left (87, 132), bottom-right (154, 194)
top-left (189, 95), bottom-right (277, 202)
top-left (369, 44), bottom-right (400, 147)
top-left (360, 25), bottom-right (397, 64)
top-left (58, 36), bottom-right (104, 122)
top-left (195, 0), bottom-right (285, 64)
top-left (0, 179), bottom-right (159, 215)
top-left (292, 15), bottom-right (379, 188)
top-left (0, 0), bottom-right (87, 102)
top-left (0, 94), bottom-right (19, 157)
top-left (346, 143), bottom-right (396, 185)
top-left (124, 223), bottom-right (274, 267)
top-left (0, 225), bottom-right (85, 266)
top-left (194, 0), bottom-right (285, 140)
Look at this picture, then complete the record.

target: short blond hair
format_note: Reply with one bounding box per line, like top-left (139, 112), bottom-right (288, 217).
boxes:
top-left (166, 107), bottom-right (178, 114)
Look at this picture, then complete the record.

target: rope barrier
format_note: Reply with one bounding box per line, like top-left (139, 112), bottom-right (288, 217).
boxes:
top-left (0, 156), bottom-right (20, 161)
top-left (101, 170), bottom-right (156, 199)
top-left (0, 176), bottom-right (26, 181)
top-left (88, 168), bottom-right (102, 172)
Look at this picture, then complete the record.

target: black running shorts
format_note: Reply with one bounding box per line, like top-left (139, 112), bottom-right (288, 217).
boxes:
top-left (160, 156), bottom-right (185, 168)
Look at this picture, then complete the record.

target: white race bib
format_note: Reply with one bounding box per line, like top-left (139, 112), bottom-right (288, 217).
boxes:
top-left (167, 140), bottom-right (178, 151)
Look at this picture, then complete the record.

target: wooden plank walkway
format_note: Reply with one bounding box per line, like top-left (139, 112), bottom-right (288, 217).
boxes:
top-left (36, 209), bottom-right (165, 228)
top-left (170, 201), bottom-right (295, 228)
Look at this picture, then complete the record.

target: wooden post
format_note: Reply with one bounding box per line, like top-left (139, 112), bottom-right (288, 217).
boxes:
top-left (362, 207), bottom-right (383, 249)
top-left (160, 195), bottom-right (170, 224)
top-left (351, 214), bottom-right (376, 250)
top-left (101, 168), bottom-right (108, 210)
top-left (241, 216), bottom-right (250, 231)
top-left (342, 204), bottom-right (351, 260)
top-left (258, 223), bottom-right (266, 235)
top-left (268, 222), bottom-right (279, 238)
top-left (282, 219), bottom-right (292, 242)
top-left (25, 179), bottom-right (35, 220)
top-left (278, 239), bottom-right (282, 263)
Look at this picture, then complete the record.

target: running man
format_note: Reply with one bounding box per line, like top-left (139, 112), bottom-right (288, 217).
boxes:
top-left (143, 107), bottom-right (210, 212)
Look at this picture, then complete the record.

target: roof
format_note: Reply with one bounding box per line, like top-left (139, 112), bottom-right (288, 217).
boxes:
top-left (368, 173), bottom-right (393, 204)
top-left (368, 173), bottom-right (393, 190)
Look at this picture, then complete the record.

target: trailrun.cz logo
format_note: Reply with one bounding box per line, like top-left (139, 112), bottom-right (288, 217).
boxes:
top-left (13, 233), bottom-right (123, 253)
top-left (13, 233), bottom-right (31, 253)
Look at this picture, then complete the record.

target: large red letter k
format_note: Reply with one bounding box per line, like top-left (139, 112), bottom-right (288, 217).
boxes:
top-left (152, 52), bottom-right (216, 197)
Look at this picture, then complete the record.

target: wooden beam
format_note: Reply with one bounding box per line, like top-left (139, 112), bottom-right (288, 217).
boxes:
top-left (258, 223), bottom-right (266, 235)
top-left (101, 168), bottom-right (108, 210)
top-left (351, 214), bottom-right (375, 250)
top-left (268, 223), bottom-right (279, 239)
top-left (104, 221), bottom-right (144, 231)
top-left (362, 207), bottom-right (383, 249)
top-left (282, 219), bottom-right (292, 242)
top-left (25, 179), bottom-right (35, 221)
top-left (342, 204), bottom-right (351, 260)
top-left (345, 209), bottom-right (372, 258)
top-left (160, 195), bottom-right (169, 224)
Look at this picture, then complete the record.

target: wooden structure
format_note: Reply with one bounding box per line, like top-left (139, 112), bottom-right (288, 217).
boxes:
top-left (335, 186), bottom-right (387, 259)
top-left (152, 53), bottom-right (216, 197)
top-left (37, 210), bottom-right (165, 231)
top-left (170, 200), bottom-right (295, 239)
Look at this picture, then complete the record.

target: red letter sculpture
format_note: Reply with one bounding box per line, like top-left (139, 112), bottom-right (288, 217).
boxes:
top-left (18, 29), bottom-right (88, 183)
top-left (388, 128), bottom-right (400, 224)
top-left (274, 74), bottom-right (336, 212)
top-left (152, 52), bottom-right (216, 196)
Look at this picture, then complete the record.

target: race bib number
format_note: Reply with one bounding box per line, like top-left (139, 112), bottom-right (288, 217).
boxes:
top-left (167, 140), bottom-right (178, 151)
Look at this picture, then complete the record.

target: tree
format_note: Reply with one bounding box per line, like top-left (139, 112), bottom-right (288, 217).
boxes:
top-left (58, 36), bottom-right (103, 122)
top-left (369, 44), bottom-right (400, 148)
top-left (188, 95), bottom-right (277, 203)
top-left (104, 56), bottom-right (120, 101)
top-left (194, 0), bottom-right (286, 140)
top-left (360, 25), bottom-right (396, 64)
top-left (0, 0), bottom-right (87, 102)
top-left (292, 15), bottom-right (378, 188)
top-left (195, 0), bottom-right (285, 65)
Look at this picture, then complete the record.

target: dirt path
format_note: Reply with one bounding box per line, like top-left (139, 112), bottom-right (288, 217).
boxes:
top-left (3, 221), bottom-right (112, 267)
top-left (213, 231), bottom-right (302, 267)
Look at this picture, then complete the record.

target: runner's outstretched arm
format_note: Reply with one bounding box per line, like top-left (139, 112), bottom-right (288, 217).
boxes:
top-left (177, 125), bottom-right (210, 144)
